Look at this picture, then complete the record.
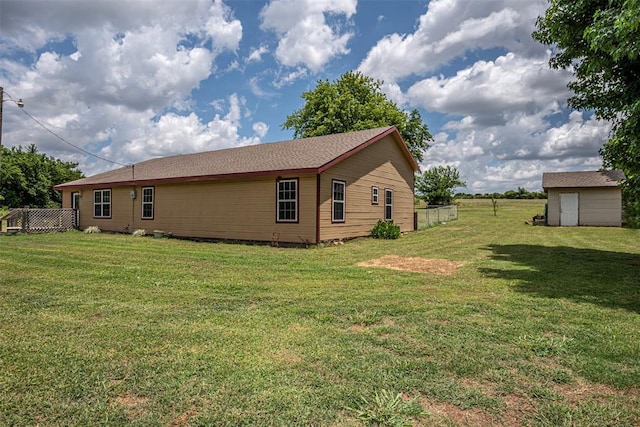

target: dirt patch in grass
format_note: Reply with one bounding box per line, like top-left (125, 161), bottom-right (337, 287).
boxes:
top-left (421, 400), bottom-right (498, 426)
top-left (112, 395), bottom-right (149, 407)
top-left (111, 394), bottom-right (150, 421)
top-left (555, 380), bottom-right (627, 404)
top-left (358, 255), bottom-right (465, 275)
top-left (170, 407), bottom-right (198, 427)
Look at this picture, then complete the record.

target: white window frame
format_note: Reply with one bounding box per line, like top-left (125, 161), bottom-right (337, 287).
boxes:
top-left (93, 189), bottom-right (111, 218)
top-left (141, 187), bottom-right (154, 220)
top-left (332, 180), bottom-right (346, 223)
top-left (277, 178), bottom-right (298, 223)
top-left (384, 189), bottom-right (393, 221)
top-left (371, 186), bottom-right (379, 205)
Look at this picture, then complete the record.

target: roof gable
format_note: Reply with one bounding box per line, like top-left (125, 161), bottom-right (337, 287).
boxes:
top-left (542, 170), bottom-right (626, 190)
top-left (55, 127), bottom-right (419, 189)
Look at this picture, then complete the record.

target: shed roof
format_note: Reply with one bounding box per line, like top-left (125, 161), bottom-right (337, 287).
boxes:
top-left (55, 126), bottom-right (418, 189)
top-left (542, 170), bottom-right (625, 190)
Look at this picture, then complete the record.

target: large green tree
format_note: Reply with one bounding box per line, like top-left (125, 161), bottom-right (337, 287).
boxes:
top-left (0, 145), bottom-right (83, 208)
top-left (533, 0), bottom-right (640, 222)
top-left (282, 71), bottom-right (432, 162)
top-left (415, 166), bottom-right (466, 206)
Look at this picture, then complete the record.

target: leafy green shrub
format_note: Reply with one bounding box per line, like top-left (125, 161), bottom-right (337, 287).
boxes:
top-left (623, 201), bottom-right (640, 228)
top-left (83, 226), bottom-right (101, 234)
top-left (371, 220), bottom-right (401, 239)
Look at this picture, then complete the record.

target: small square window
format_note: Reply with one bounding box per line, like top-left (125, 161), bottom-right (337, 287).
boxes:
top-left (93, 189), bottom-right (111, 218)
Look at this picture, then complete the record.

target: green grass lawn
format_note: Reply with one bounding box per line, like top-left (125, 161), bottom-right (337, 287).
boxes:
top-left (1, 199), bottom-right (639, 426)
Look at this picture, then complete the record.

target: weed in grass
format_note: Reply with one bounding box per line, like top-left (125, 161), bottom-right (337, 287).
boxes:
top-left (528, 401), bottom-right (638, 427)
top-left (347, 310), bottom-right (383, 327)
top-left (347, 389), bottom-right (428, 426)
top-left (528, 385), bottom-right (563, 401)
top-left (528, 402), bottom-right (576, 426)
top-left (515, 334), bottom-right (574, 358)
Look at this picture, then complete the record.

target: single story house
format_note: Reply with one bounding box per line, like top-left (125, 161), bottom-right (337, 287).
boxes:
top-left (54, 126), bottom-right (420, 244)
top-left (542, 170), bottom-right (626, 226)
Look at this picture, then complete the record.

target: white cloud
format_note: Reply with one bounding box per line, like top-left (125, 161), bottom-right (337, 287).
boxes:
top-left (95, 93), bottom-right (263, 173)
top-left (1, 0), bottom-right (219, 52)
top-left (247, 45), bottom-right (269, 63)
top-left (249, 77), bottom-right (278, 98)
top-left (274, 67), bottom-right (309, 88)
top-left (204, 0), bottom-right (243, 52)
top-left (407, 53), bottom-right (573, 125)
top-left (252, 122), bottom-right (269, 138)
top-left (352, 0), bottom-right (608, 195)
top-left (260, 0), bottom-right (356, 72)
top-left (0, 0), bottom-right (257, 177)
top-left (359, 0), bottom-right (548, 82)
top-left (421, 108), bottom-right (611, 194)
top-left (539, 111), bottom-right (612, 159)
top-left (404, 47), bottom-right (612, 193)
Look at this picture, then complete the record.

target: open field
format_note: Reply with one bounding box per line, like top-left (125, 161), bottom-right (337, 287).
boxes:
top-left (1, 199), bottom-right (639, 426)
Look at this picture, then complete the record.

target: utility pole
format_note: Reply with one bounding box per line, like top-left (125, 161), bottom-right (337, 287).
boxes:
top-left (0, 86), bottom-right (4, 156)
top-left (0, 86), bottom-right (25, 171)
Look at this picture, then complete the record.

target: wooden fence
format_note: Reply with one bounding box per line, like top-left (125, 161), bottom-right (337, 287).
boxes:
top-left (415, 205), bottom-right (458, 229)
top-left (1, 208), bottom-right (77, 233)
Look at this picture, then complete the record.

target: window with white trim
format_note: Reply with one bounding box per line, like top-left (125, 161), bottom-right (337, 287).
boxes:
top-left (332, 180), bottom-right (346, 222)
top-left (142, 187), bottom-right (154, 219)
top-left (384, 189), bottom-right (393, 221)
top-left (277, 179), bottom-right (298, 222)
top-left (94, 189), bottom-right (111, 218)
top-left (371, 186), bottom-right (379, 204)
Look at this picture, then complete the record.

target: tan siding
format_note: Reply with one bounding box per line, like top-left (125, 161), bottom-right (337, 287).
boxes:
top-left (78, 188), bottom-right (133, 232)
top-left (547, 190), bottom-right (560, 226)
top-left (73, 176), bottom-right (317, 243)
top-left (547, 188), bottom-right (622, 226)
top-left (319, 134), bottom-right (415, 241)
top-left (579, 188), bottom-right (622, 226)
top-left (61, 190), bottom-right (71, 209)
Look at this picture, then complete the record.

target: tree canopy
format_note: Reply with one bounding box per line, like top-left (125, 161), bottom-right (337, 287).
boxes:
top-left (533, 0), bottom-right (640, 190)
top-left (282, 71), bottom-right (432, 162)
top-left (415, 165), bottom-right (466, 206)
top-left (0, 145), bottom-right (83, 208)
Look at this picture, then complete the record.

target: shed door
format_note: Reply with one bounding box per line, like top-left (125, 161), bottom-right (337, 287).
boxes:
top-left (559, 193), bottom-right (579, 226)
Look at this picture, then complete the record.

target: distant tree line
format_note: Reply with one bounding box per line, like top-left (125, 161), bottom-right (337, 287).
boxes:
top-left (455, 187), bottom-right (547, 200)
top-left (0, 145), bottom-right (83, 208)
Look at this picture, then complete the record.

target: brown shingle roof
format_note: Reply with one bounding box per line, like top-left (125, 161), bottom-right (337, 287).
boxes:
top-left (55, 126), bottom-right (418, 189)
top-left (542, 170), bottom-right (626, 190)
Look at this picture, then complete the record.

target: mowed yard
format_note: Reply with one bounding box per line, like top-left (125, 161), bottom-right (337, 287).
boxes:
top-left (1, 200), bottom-right (638, 426)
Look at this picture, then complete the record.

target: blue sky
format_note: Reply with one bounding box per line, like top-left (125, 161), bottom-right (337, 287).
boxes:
top-left (0, 0), bottom-right (611, 193)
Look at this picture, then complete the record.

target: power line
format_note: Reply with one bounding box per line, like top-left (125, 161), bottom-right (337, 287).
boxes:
top-left (4, 89), bottom-right (130, 167)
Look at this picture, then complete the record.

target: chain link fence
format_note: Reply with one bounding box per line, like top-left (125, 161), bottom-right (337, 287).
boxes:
top-left (415, 205), bottom-right (458, 229)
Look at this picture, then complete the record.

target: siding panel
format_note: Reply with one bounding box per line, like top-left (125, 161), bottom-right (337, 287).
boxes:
top-left (319, 134), bottom-right (415, 241)
top-left (546, 188), bottom-right (622, 226)
top-left (70, 176), bottom-right (317, 243)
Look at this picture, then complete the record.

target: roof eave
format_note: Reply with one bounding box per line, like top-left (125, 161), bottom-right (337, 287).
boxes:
top-left (54, 167), bottom-right (320, 190)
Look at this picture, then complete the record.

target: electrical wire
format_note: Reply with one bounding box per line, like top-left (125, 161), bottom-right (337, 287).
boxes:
top-left (4, 89), bottom-right (130, 167)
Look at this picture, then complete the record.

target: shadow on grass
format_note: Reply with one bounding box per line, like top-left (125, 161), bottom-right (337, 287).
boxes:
top-left (480, 244), bottom-right (640, 313)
